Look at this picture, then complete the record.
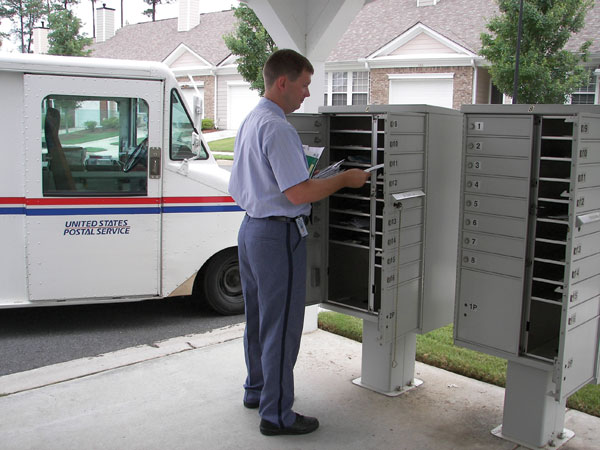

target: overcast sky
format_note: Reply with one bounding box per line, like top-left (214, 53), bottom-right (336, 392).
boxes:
top-left (1, 0), bottom-right (239, 52)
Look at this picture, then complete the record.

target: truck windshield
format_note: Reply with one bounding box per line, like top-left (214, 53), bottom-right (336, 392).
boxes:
top-left (170, 89), bottom-right (208, 160)
top-left (42, 95), bottom-right (149, 196)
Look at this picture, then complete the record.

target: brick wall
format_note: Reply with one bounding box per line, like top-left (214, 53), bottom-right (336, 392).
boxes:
top-left (370, 66), bottom-right (474, 109)
top-left (176, 75), bottom-right (216, 122)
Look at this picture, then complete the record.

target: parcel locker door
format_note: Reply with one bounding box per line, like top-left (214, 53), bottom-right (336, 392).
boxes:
top-left (287, 113), bottom-right (329, 305)
top-left (554, 113), bottom-right (600, 402)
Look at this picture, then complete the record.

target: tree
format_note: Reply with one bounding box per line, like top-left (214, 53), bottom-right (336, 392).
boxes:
top-left (0, 0), bottom-right (47, 53)
top-left (480, 0), bottom-right (594, 104)
top-left (47, 7), bottom-right (92, 56)
top-left (223, 4), bottom-right (276, 96)
top-left (141, 0), bottom-right (173, 22)
top-left (0, 0), bottom-right (78, 53)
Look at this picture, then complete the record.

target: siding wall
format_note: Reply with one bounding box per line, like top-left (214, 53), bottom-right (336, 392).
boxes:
top-left (391, 33), bottom-right (456, 55)
top-left (216, 73), bottom-right (245, 129)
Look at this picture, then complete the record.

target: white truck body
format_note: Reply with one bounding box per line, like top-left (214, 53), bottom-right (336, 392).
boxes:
top-left (0, 54), bottom-right (244, 314)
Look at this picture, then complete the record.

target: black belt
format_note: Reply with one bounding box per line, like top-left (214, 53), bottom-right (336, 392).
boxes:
top-left (266, 215), bottom-right (309, 225)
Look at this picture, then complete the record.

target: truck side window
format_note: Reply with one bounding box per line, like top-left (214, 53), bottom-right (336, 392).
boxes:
top-left (170, 89), bottom-right (208, 160)
top-left (42, 95), bottom-right (149, 196)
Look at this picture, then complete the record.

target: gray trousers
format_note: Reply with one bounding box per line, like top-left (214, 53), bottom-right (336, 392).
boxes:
top-left (237, 214), bottom-right (307, 428)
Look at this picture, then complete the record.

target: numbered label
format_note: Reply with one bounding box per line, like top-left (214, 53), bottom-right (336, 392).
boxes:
top-left (464, 237), bottom-right (478, 247)
top-left (468, 142), bottom-right (483, 151)
top-left (471, 122), bottom-right (484, 131)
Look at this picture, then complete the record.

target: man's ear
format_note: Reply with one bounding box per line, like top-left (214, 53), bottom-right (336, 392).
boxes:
top-left (275, 75), bottom-right (287, 91)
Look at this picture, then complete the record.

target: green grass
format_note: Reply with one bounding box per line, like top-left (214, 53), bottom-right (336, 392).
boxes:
top-left (318, 311), bottom-right (600, 417)
top-left (208, 137), bottom-right (235, 152)
top-left (59, 129), bottom-right (119, 145)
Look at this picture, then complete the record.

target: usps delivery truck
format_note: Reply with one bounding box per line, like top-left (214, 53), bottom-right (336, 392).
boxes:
top-left (0, 53), bottom-right (245, 315)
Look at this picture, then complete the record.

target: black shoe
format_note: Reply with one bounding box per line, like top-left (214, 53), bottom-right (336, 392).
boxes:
top-left (259, 413), bottom-right (319, 436)
top-left (243, 400), bottom-right (259, 409)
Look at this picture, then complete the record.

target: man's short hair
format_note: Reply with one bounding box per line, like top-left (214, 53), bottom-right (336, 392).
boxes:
top-left (263, 49), bottom-right (314, 89)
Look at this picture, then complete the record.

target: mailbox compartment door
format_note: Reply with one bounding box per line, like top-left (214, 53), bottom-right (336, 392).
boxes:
top-left (287, 113), bottom-right (329, 306)
top-left (553, 114), bottom-right (600, 401)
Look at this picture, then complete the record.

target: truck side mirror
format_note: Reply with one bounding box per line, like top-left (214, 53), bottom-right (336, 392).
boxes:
top-left (192, 131), bottom-right (202, 155)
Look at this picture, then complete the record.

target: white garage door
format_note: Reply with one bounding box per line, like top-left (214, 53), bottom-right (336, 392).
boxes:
top-left (389, 74), bottom-right (454, 108)
top-left (228, 82), bottom-right (261, 129)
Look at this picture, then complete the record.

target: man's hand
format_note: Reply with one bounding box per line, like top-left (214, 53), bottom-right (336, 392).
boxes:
top-left (340, 168), bottom-right (371, 188)
top-left (285, 168), bottom-right (372, 205)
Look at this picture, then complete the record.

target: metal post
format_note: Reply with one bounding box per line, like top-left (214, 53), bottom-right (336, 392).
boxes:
top-left (512, 0), bottom-right (525, 103)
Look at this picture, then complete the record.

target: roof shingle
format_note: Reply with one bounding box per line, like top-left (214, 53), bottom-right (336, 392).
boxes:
top-left (91, 9), bottom-right (236, 65)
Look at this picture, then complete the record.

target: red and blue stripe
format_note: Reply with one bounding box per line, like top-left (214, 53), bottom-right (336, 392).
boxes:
top-left (0, 196), bottom-right (243, 216)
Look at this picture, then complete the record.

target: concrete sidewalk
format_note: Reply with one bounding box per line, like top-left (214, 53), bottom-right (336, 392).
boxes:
top-left (1, 326), bottom-right (598, 450)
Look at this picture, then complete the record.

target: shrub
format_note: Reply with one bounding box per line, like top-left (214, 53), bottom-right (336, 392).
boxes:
top-left (101, 117), bottom-right (119, 129)
top-left (84, 121), bottom-right (97, 131)
top-left (201, 118), bottom-right (215, 130)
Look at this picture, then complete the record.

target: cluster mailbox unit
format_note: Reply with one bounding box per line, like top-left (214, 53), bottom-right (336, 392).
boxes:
top-left (289, 105), bottom-right (462, 395)
top-left (455, 105), bottom-right (600, 448)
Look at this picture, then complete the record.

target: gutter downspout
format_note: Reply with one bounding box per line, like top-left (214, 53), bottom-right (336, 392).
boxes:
top-left (359, 58), bottom-right (371, 104)
top-left (471, 58), bottom-right (477, 104)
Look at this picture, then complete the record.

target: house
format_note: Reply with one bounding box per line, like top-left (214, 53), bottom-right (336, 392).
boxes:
top-left (91, 1), bottom-right (259, 130)
top-left (90, 0), bottom-right (600, 130)
top-left (325, 0), bottom-right (600, 109)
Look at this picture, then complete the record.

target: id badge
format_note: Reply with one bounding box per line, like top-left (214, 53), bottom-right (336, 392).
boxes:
top-left (295, 216), bottom-right (308, 238)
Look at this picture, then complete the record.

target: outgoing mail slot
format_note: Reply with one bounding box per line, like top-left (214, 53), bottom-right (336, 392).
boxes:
top-left (466, 136), bottom-right (532, 158)
top-left (462, 231), bottom-right (526, 259)
top-left (465, 155), bottom-right (530, 178)
top-left (463, 213), bottom-right (527, 238)
top-left (465, 175), bottom-right (530, 198)
top-left (461, 249), bottom-right (526, 278)
top-left (466, 115), bottom-right (532, 137)
top-left (464, 194), bottom-right (529, 219)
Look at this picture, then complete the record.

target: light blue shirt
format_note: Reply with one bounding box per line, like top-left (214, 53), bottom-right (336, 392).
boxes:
top-left (228, 98), bottom-right (311, 218)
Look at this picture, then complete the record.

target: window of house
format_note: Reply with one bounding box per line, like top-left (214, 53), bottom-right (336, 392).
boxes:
top-left (325, 71), bottom-right (369, 106)
top-left (570, 69), bottom-right (598, 105)
top-left (352, 72), bottom-right (369, 105)
top-left (42, 95), bottom-right (149, 196)
top-left (332, 72), bottom-right (348, 106)
top-left (170, 89), bottom-right (208, 161)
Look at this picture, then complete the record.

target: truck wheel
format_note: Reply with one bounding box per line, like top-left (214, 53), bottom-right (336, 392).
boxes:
top-left (195, 248), bottom-right (244, 315)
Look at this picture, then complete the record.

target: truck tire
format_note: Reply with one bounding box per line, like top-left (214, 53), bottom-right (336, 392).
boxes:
top-left (195, 247), bottom-right (244, 315)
